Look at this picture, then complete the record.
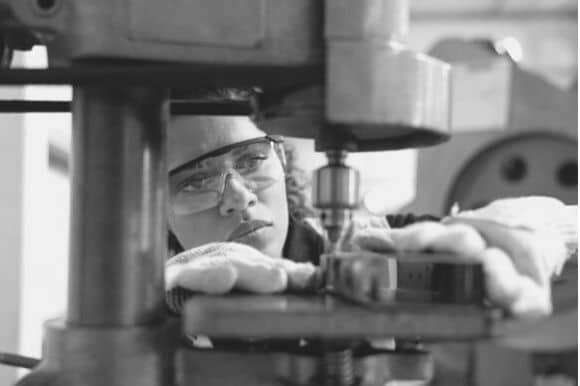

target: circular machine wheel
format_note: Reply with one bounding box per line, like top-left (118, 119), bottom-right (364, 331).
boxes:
top-left (445, 132), bottom-right (577, 212)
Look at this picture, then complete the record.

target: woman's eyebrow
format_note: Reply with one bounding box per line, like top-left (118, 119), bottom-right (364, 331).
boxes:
top-left (170, 158), bottom-right (214, 180)
top-left (189, 158), bottom-right (211, 170)
top-left (230, 144), bottom-right (252, 156)
top-left (171, 141), bottom-right (264, 177)
top-left (170, 165), bottom-right (213, 191)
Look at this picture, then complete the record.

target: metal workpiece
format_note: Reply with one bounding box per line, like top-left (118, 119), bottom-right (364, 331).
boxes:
top-left (324, 252), bottom-right (397, 302)
top-left (67, 86), bottom-right (169, 326)
top-left (325, 251), bottom-right (485, 306)
top-left (15, 318), bottom-right (179, 386)
top-left (0, 0), bottom-right (323, 65)
top-left (178, 344), bottom-right (433, 385)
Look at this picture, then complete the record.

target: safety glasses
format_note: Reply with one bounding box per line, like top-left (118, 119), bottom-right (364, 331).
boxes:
top-left (169, 136), bottom-right (285, 214)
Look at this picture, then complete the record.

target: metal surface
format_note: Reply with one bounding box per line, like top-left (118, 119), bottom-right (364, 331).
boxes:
top-left (16, 318), bottom-right (179, 386)
top-left (493, 261), bottom-right (578, 351)
top-left (325, 43), bottom-right (451, 146)
top-left (0, 353), bottom-right (40, 369)
top-left (494, 309), bottom-right (578, 352)
top-left (445, 132), bottom-right (578, 211)
top-left (323, 0), bottom-right (450, 150)
top-left (0, 64), bottom-right (322, 87)
top-left (0, 99), bottom-right (253, 115)
top-left (0, 0), bottom-right (451, 149)
top-left (312, 152), bottom-right (360, 211)
top-left (178, 345), bottom-right (434, 386)
top-left (258, 85), bottom-right (451, 151)
top-left (259, 2), bottom-right (452, 151)
top-left (67, 86), bottom-right (168, 326)
top-left (409, 39), bottom-right (577, 216)
top-left (312, 150), bottom-right (360, 253)
top-left (320, 349), bottom-right (353, 386)
top-left (15, 83), bottom-right (176, 385)
top-left (182, 294), bottom-right (495, 341)
top-left (312, 150), bottom-right (361, 291)
top-left (0, 0), bottom-right (323, 65)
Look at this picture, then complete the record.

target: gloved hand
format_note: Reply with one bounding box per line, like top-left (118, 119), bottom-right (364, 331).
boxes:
top-left (165, 242), bottom-right (317, 313)
top-left (354, 197), bottom-right (577, 318)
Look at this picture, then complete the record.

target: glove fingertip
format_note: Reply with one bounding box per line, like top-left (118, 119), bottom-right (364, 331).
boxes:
top-left (353, 230), bottom-right (396, 252)
top-left (271, 267), bottom-right (289, 292)
top-left (287, 263), bottom-right (318, 291)
top-left (203, 264), bottom-right (238, 294)
top-left (250, 267), bottom-right (287, 293)
top-left (236, 266), bottom-right (288, 293)
top-left (510, 291), bottom-right (552, 318)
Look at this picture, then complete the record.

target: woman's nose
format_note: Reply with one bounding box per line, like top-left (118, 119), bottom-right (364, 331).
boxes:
top-left (218, 174), bottom-right (257, 216)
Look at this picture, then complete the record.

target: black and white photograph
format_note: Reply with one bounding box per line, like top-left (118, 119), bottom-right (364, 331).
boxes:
top-left (0, 1), bottom-right (577, 385)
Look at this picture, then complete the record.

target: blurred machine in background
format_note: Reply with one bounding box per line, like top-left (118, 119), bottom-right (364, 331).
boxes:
top-left (408, 38), bottom-right (577, 216)
top-left (406, 37), bottom-right (578, 386)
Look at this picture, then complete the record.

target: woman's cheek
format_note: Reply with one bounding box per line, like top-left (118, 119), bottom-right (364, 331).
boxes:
top-left (171, 210), bottom-right (231, 250)
top-left (257, 183), bottom-right (290, 252)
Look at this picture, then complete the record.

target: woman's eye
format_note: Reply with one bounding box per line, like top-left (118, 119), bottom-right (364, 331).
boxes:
top-left (179, 175), bottom-right (208, 192)
top-left (236, 156), bottom-right (266, 171)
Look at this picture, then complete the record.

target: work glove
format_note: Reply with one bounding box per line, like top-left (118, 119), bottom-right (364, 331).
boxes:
top-left (354, 196), bottom-right (577, 318)
top-left (165, 242), bottom-right (317, 313)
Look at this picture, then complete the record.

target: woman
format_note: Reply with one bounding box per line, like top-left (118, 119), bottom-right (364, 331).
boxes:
top-left (164, 112), bottom-right (573, 319)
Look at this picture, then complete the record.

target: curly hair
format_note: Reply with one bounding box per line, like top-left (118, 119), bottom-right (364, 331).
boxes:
top-left (282, 142), bottom-right (316, 220)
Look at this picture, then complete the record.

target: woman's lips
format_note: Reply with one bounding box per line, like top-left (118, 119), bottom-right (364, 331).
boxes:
top-left (227, 220), bottom-right (273, 241)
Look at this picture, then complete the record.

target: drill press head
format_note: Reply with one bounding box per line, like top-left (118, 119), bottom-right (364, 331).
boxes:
top-left (312, 150), bottom-right (360, 250)
top-left (254, 1), bottom-right (452, 257)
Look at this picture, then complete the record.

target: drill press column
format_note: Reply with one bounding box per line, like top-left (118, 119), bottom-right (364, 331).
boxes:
top-left (16, 85), bottom-right (176, 386)
top-left (68, 86), bottom-right (168, 326)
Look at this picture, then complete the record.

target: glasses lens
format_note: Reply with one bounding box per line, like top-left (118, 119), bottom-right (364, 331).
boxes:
top-left (170, 189), bottom-right (221, 215)
top-left (170, 138), bottom-right (283, 214)
top-left (236, 141), bottom-right (286, 191)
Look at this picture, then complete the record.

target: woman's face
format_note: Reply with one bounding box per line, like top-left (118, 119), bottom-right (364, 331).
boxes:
top-left (167, 116), bottom-right (289, 258)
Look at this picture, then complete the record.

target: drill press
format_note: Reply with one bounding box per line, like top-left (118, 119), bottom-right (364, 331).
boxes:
top-left (0, 0), bottom-right (495, 385)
